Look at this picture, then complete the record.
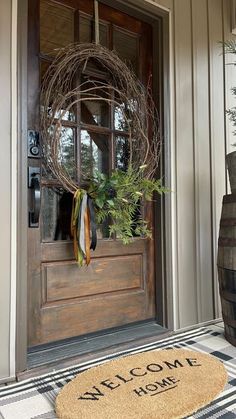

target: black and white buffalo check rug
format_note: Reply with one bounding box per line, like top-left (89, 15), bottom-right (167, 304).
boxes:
top-left (0, 322), bottom-right (236, 419)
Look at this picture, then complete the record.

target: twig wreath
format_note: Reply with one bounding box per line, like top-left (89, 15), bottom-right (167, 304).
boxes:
top-left (41, 42), bottom-right (165, 265)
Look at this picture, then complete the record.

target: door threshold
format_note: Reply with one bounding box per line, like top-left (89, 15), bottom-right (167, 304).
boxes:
top-left (19, 322), bottom-right (169, 381)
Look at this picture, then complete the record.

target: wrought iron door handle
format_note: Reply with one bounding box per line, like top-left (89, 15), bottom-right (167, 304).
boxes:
top-left (29, 167), bottom-right (41, 227)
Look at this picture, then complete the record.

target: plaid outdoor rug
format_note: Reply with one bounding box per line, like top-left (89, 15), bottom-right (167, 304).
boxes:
top-left (0, 322), bottom-right (235, 419)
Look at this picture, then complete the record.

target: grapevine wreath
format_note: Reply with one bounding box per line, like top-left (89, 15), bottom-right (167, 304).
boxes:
top-left (41, 42), bottom-right (165, 266)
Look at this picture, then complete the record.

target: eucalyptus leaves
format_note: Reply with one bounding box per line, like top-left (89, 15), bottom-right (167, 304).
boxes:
top-left (88, 166), bottom-right (168, 244)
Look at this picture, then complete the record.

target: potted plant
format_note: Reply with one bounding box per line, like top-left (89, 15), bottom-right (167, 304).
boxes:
top-left (225, 40), bottom-right (236, 194)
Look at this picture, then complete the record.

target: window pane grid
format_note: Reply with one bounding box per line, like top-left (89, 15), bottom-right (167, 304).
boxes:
top-left (39, 0), bottom-right (142, 242)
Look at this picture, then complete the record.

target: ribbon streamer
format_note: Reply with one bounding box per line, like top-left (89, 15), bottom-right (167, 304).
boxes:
top-left (71, 189), bottom-right (97, 266)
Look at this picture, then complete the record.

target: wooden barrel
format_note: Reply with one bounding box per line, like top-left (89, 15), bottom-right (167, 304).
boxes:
top-left (218, 194), bottom-right (236, 346)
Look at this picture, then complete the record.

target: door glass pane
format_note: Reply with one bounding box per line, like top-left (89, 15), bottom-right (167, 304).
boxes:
top-left (115, 135), bottom-right (130, 171)
top-left (97, 222), bottom-right (110, 239)
top-left (40, 60), bottom-right (76, 122)
top-left (41, 98), bottom-right (76, 123)
top-left (79, 16), bottom-right (108, 47)
top-left (40, 0), bottom-right (74, 56)
top-left (81, 130), bottom-right (109, 179)
top-left (79, 16), bottom-right (92, 43)
top-left (80, 129), bottom-right (110, 239)
top-left (114, 103), bottom-right (129, 132)
top-left (59, 127), bottom-right (76, 178)
top-left (81, 80), bottom-right (110, 127)
top-left (81, 101), bottom-right (109, 127)
top-left (99, 23), bottom-right (109, 47)
top-left (54, 105), bottom-right (76, 122)
top-left (41, 104), bottom-right (76, 124)
top-left (79, 18), bottom-right (109, 78)
top-left (41, 187), bottom-right (73, 242)
top-left (113, 28), bottom-right (138, 74)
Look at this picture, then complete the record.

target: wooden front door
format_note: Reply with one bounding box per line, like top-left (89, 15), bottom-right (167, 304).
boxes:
top-left (28, 0), bottom-right (156, 347)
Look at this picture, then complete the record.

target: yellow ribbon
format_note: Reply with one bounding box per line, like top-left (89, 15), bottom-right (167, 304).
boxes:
top-left (71, 189), bottom-right (84, 266)
top-left (71, 189), bottom-right (92, 266)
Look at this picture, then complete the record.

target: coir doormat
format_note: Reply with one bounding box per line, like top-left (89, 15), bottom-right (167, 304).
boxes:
top-left (56, 348), bottom-right (227, 419)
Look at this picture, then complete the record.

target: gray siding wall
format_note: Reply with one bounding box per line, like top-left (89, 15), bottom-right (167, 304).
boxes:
top-left (150, 0), bottom-right (236, 328)
top-left (0, 0), bottom-right (12, 380)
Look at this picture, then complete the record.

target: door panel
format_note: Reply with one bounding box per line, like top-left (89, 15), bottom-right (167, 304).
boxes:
top-left (43, 255), bottom-right (143, 302)
top-left (28, 0), bottom-right (156, 347)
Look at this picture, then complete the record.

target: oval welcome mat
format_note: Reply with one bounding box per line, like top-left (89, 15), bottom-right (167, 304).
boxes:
top-left (56, 349), bottom-right (227, 419)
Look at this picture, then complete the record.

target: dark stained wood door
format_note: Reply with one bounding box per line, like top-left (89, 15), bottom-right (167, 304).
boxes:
top-left (28, 0), bottom-right (156, 347)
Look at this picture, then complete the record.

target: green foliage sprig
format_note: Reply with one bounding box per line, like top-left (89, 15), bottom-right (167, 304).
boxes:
top-left (88, 165), bottom-right (168, 244)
